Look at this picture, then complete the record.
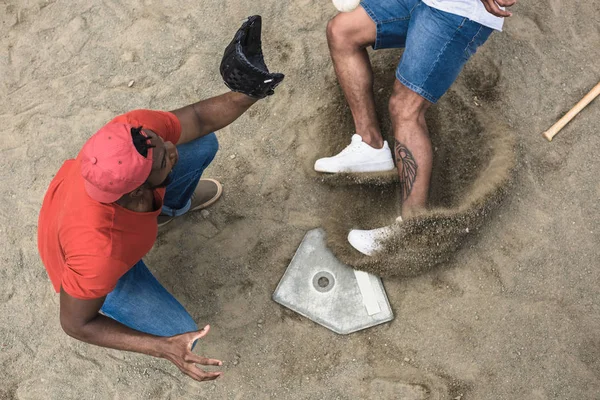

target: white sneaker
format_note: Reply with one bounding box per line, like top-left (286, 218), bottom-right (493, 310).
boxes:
top-left (314, 134), bottom-right (395, 173)
top-left (347, 217), bottom-right (403, 256)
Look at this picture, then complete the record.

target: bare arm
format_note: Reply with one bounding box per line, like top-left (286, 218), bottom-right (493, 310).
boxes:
top-left (170, 91), bottom-right (258, 145)
top-left (59, 287), bottom-right (222, 381)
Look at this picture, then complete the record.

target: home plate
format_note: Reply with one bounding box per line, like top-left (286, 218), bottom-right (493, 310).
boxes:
top-left (273, 228), bottom-right (394, 334)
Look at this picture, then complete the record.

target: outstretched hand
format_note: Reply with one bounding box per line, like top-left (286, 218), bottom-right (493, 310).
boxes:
top-left (480, 0), bottom-right (517, 17)
top-left (161, 325), bottom-right (223, 382)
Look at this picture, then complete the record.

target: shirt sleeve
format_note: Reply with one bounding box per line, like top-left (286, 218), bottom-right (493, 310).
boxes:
top-left (110, 109), bottom-right (182, 144)
top-left (61, 255), bottom-right (130, 300)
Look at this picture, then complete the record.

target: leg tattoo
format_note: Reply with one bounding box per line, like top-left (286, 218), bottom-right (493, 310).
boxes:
top-left (394, 140), bottom-right (418, 203)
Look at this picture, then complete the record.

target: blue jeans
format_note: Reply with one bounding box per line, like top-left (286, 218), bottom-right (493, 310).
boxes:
top-left (360, 0), bottom-right (494, 103)
top-left (100, 133), bottom-right (219, 337)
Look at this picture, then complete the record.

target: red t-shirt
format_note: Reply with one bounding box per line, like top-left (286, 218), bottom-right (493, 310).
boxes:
top-left (37, 110), bottom-right (181, 300)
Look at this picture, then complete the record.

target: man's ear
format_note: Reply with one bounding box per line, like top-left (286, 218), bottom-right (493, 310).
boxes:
top-left (129, 186), bottom-right (146, 198)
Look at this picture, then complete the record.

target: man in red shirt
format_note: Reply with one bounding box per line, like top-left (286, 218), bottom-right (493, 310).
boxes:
top-left (38, 93), bottom-right (284, 382)
top-left (37, 96), bottom-right (250, 381)
top-left (38, 16), bottom-right (284, 382)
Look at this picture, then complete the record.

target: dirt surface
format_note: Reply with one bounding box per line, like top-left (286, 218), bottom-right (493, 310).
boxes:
top-left (2, 0), bottom-right (600, 399)
top-left (322, 94), bottom-right (517, 277)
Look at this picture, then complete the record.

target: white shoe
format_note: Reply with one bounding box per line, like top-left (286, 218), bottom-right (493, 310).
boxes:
top-left (347, 217), bottom-right (403, 256)
top-left (314, 134), bottom-right (395, 173)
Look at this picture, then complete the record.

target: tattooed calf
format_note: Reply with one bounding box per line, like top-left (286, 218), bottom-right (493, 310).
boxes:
top-left (394, 140), bottom-right (418, 202)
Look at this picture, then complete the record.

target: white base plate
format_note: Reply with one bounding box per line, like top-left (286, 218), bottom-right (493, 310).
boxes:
top-left (273, 229), bottom-right (394, 334)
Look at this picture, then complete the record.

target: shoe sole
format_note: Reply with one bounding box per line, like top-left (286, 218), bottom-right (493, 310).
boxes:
top-left (157, 217), bottom-right (174, 228)
top-left (189, 178), bottom-right (223, 212)
top-left (314, 160), bottom-right (395, 174)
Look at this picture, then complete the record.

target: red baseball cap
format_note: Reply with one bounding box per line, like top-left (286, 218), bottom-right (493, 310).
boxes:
top-left (80, 123), bottom-right (154, 203)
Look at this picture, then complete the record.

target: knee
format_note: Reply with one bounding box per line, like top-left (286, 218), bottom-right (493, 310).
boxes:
top-left (326, 14), bottom-right (357, 48)
top-left (175, 133), bottom-right (218, 172)
top-left (203, 132), bottom-right (219, 157)
top-left (195, 132), bottom-right (219, 164)
top-left (388, 86), bottom-right (429, 123)
top-left (198, 133), bottom-right (219, 169)
top-left (326, 16), bottom-right (343, 46)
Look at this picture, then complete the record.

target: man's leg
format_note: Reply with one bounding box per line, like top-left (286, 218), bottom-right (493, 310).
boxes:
top-left (389, 2), bottom-right (494, 213)
top-left (348, 2), bottom-right (495, 255)
top-left (101, 260), bottom-right (198, 337)
top-left (326, 8), bottom-right (381, 147)
top-left (314, 1), bottom-right (418, 174)
top-left (388, 80), bottom-right (432, 214)
top-left (160, 132), bottom-right (219, 222)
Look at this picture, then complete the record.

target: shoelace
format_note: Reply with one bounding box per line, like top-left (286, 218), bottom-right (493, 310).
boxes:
top-left (337, 138), bottom-right (363, 156)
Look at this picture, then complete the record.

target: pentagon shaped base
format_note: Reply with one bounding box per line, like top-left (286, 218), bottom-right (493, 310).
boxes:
top-left (273, 228), bottom-right (394, 334)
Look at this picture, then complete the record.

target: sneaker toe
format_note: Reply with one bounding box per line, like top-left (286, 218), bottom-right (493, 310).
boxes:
top-left (314, 157), bottom-right (335, 173)
top-left (190, 179), bottom-right (223, 211)
top-left (348, 229), bottom-right (379, 256)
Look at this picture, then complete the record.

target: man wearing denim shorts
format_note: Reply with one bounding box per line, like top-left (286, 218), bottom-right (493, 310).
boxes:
top-left (314, 0), bottom-right (516, 255)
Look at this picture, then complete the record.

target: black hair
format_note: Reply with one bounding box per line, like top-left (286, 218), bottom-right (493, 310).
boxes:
top-left (131, 126), bottom-right (155, 158)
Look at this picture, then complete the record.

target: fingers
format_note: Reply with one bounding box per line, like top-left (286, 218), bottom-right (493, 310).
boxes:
top-left (481, 0), bottom-right (513, 17)
top-left (495, 0), bottom-right (516, 6)
top-left (183, 366), bottom-right (223, 382)
top-left (186, 352), bottom-right (223, 366)
top-left (180, 352), bottom-right (223, 381)
top-left (178, 325), bottom-right (223, 381)
top-left (186, 325), bottom-right (223, 365)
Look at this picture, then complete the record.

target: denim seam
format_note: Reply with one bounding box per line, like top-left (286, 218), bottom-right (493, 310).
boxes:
top-left (360, 2), bottom-right (382, 49)
top-left (396, 73), bottom-right (438, 103)
top-left (417, 23), bottom-right (464, 102)
top-left (167, 168), bottom-right (204, 189)
top-left (380, 0), bottom-right (420, 23)
top-left (431, 4), bottom-right (467, 28)
top-left (361, 2), bottom-right (411, 24)
top-left (463, 25), bottom-right (485, 59)
top-left (161, 199), bottom-right (191, 217)
top-left (380, 16), bottom-right (411, 23)
top-left (409, 1), bottom-right (421, 17)
top-left (362, 1), bottom-right (415, 50)
top-left (360, 2), bottom-right (377, 23)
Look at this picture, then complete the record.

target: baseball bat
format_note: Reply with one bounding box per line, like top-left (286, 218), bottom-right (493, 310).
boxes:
top-left (543, 81), bottom-right (600, 141)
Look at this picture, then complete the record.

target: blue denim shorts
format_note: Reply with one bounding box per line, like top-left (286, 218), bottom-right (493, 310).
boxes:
top-left (360, 0), bottom-right (493, 103)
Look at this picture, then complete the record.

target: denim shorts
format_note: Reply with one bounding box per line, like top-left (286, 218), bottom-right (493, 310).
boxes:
top-left (360, 0), bottom-right (494, 103)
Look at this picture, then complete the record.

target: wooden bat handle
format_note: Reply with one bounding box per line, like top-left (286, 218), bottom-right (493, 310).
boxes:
top-left (543, 81), bottom-right (600, 141)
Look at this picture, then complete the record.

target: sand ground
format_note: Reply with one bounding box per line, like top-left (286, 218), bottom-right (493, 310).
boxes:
top-left (1, 0), bottom-right (600, 399)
